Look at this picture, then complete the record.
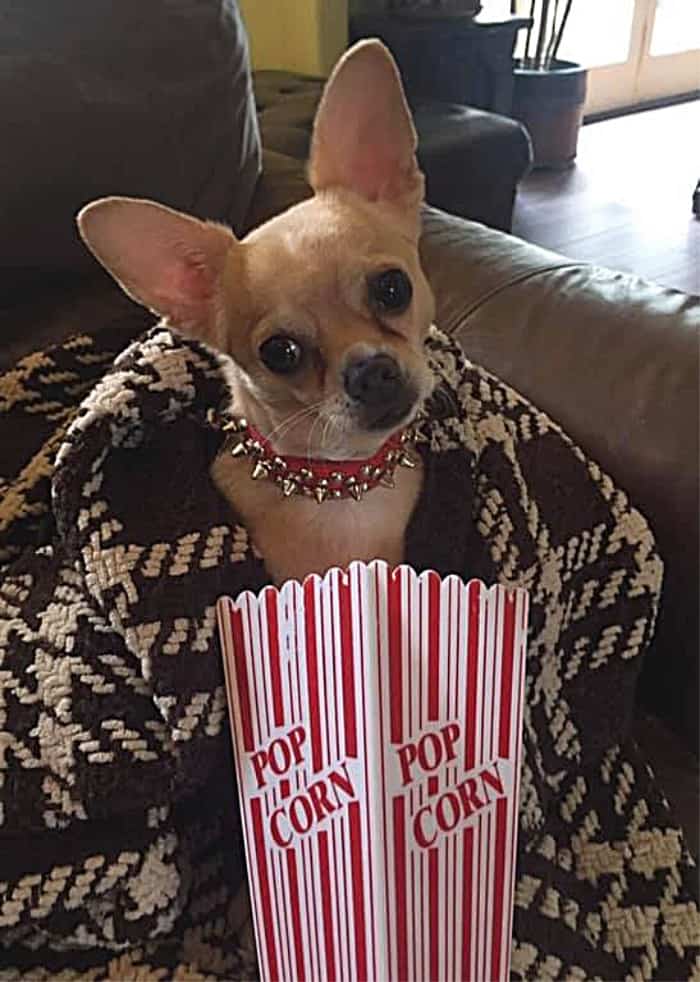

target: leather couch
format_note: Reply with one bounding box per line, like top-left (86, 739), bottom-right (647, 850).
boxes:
top-left (1, 64), bottom-right (697, 863)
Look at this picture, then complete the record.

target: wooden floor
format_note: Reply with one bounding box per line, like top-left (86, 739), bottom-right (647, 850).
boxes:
top-left (512, 99), bottom-right (700, 295)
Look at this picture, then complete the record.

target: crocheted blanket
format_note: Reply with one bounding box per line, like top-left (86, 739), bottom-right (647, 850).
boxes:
top-left (0, 325), bottom-right (697, 980)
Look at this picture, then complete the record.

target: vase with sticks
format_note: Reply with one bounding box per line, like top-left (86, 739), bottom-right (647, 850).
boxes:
top-left (511, 0), bottom-right (587, 168)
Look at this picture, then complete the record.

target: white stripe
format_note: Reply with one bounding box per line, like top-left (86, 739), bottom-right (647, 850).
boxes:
top-left (270, 839), bottom-right (287, 981)
top-left (313, 824), bottom-right (327, 978)
top-left (410, 569), bottom-right (421, 748)
top-left (340, 809), bottom-right (356, 978)
top-left (476, 586), bottom-right (490, 982)
top-left (454, 584), bottom-right (466, 980)
top-left (375, 562), bottom-right (397, 979)
top-left (311, 577), bottom-right (326, 773)
top-left (278, 586), bottom-right (295, 733)
top-left (330, 569), bottom-right (344, 765)
top-left (258, 590), bottom-right (276, 740)
top-left (250, 593), bottom-right (271, 747)
top-left (400, 568), bottom-right (410, 746)
top-left (486, 588), bottom-right (505, 977)
top-left (350, 562), bottom-right (374, 977)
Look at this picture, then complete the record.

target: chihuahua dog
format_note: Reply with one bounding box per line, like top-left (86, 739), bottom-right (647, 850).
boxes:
top-left (77, 41), bottom-right (435, 586)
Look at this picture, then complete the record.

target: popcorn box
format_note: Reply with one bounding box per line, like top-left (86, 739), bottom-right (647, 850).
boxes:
top-left (217, 561), bottom-right (528, 982)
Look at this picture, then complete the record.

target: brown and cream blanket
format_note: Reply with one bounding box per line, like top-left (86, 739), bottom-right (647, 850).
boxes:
top-left (0, 323), bottom-right (698, 980)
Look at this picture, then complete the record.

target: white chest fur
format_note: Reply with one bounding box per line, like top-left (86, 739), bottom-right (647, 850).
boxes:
top-left (210, 453), bottom-right (424, 585)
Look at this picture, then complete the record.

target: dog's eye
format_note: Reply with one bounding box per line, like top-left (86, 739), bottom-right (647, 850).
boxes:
top-left (368, 268), bottom-right (413, 315)
top-left (259, 335), bottom-right (304, 374)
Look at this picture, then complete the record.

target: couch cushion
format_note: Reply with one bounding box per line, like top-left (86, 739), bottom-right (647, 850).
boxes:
top-left (419, 206), bottom-right (700, 754)
top-left (0, 0), bottom-right (261, 287)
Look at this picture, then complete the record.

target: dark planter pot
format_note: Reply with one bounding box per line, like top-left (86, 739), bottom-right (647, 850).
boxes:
top-left (512, 60), bottom-right (588, 169)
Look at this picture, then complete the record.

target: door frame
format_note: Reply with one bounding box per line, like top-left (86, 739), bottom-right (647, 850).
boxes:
top-left (583, 0), bottom-right (700, 114)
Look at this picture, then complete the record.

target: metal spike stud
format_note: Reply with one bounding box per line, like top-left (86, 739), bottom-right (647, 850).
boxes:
top-left (349, 484), bottom-right (363, 501)
top-left (251, 461), bottom-right (269, 480)
top-left (230, 441), bottom-right (248, 458)
top-left (281, 478), bottom-right (298, 498)
top-left (398, 451), bottom-right (417, 469)
top-left (314, 486), bottom-right (328, 504)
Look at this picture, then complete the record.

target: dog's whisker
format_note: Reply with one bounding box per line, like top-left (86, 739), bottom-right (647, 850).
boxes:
top-left (306, 413), bottom-right (325, 460)
top-left (264, 402), bottom-right (324, 446)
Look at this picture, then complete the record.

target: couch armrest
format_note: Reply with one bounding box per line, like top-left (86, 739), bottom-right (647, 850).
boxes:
top-left (420, 207), bottom-right (700, 753)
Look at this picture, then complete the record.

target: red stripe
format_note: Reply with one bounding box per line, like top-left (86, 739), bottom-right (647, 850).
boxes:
top-left (264, 589), bottom-right (285, 727)
top-left (356, 584), bottom-right (377, 982)
top-left (250, 797), bottom-right (280, 981)
top-left (339, 576), bottom-right (358, 757)
top-left (286, 849), bottom-right (306, 981)
top-left (452, 833), bottom-right (458, 981)
top-left (302, 838), bottom-right (318, 982)
top-left (429, 848), bottom-right (439, 981)
top-left (389, 570), bottom-right (403, 743)
top-left (349, 801), bottom-right (368, 981)
top-left (230, 606), bottom-right (254, 752)
top-left (465, 582), bottom-right (481, 770)
top-left (411, 851), bottom-right (417, 982)
top-left (393, 796), bottom-right (409, 980)
top-left (427, 573), bottom-right (441, 721)
top-left (490, 798), bottom-right (508, 981)
top-left (498, 593), bottom-right (516, 757)
top-left (318, 830), bottom-right (337, 981)
top-left (332, 819), bottom-right (347, 979)
top-left (304, 579), bottom-right (323, 773)
top-left (377, 573), bottom-right (393, 979)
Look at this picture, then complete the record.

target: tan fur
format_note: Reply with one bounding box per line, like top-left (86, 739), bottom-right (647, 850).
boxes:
top-left (211, 452), bottom-right (423, 585)
top-left (77, 41), bottom-right (435, 585)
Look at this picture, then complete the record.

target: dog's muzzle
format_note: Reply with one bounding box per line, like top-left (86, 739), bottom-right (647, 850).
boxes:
top-left (343, 353), bottom-right (418, 431)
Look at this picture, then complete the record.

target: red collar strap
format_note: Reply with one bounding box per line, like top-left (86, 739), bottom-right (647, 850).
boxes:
top-left (209, 411), bottom-right (419, 503)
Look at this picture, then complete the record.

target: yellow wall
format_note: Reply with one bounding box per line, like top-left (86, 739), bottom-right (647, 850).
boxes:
top-left (240, 0), bottom-right (348, 76)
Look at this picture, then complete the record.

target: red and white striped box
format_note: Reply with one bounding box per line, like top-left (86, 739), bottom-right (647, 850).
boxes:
top-left (217, 560), bottom-right (528, 982)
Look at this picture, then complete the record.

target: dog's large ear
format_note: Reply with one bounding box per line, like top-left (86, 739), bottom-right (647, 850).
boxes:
top-left (77, 197), bottom-right (234, 331)
top-left (308, 40), bottom-right (424, 221)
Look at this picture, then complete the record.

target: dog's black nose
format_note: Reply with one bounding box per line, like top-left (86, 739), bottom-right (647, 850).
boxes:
top-left (344, 354), bottom-right (402, 405)
top-left (344, 354), bottom-right (416, 430)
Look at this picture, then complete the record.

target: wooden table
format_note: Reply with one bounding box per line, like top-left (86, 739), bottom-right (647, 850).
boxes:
top-left (350, 12), bottom-right (531, 115)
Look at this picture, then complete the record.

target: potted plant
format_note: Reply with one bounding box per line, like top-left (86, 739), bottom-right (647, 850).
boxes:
top-left (511, 0), bottom-right (587, 168)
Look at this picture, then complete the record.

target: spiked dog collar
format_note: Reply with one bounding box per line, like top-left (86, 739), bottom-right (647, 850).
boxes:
top-left (208, 410), bottom-right (419, 503)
